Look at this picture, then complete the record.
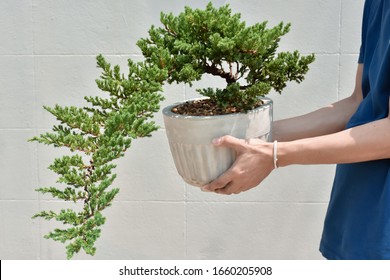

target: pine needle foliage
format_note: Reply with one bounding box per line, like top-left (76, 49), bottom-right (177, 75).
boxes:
top-left (137, 2), bottom-right (315, 112)
top-left (30, 55), bottom-right (167, 259)
top-left (31, 2), bottom-right (315, 259)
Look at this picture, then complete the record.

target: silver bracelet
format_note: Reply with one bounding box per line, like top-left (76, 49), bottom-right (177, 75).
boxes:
top-left (273, 140), bottom-right (279, 169)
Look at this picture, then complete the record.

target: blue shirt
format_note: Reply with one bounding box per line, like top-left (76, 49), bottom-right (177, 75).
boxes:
top-left (320, 0), bottom-right (390, 259)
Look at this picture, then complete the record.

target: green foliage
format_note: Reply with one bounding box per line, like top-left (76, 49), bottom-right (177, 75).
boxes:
top-left (30, 55), bottom-right (167, 259)
top-left (31, 2), bottom-right (315, 259)
top-left (138, 2), bottom-right (315, 111)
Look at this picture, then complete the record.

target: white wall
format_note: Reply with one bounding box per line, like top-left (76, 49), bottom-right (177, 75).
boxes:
top-left (0, 0), bottom-right (364, 259)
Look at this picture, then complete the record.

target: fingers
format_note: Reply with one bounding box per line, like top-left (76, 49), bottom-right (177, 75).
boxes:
top-left (203, 179), bottom-right (244, 195)
top-left (202, 168), bottom-right (235, 193)
top-left (200, 136), bottom-right (242, 194)
top-left (202, 136), bottom-right (248, 194)
top-left (202, 164), bottom-right (247, 195)
top-left (215, 182), bottom-right (243, 195)
top-left (202, 135), bottom-right (264, 195)
top-left (213, 135), bottom-right (245, 153)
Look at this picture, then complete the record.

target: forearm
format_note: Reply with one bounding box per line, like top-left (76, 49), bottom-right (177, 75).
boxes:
top-left (274, 95), bottom-right (362, 141)
top-left (202, 118), bottom-right (390, 194)
top-left (272, 97), bottom-right (360, 141)
top-left (278, 116), bottom-right (390, 167)
top-left (273, 64), bottom-right (364, 142)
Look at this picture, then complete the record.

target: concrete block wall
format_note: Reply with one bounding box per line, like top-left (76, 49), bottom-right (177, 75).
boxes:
top-left (0, 0), bottom-right (364, 259)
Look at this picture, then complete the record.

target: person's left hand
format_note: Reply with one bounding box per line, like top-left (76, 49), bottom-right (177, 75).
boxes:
top-left (201, 135), bottom-right (275, 195)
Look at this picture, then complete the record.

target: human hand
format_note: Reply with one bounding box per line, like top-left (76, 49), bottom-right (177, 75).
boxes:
top-left (201, 135), bottom-right (275, 195)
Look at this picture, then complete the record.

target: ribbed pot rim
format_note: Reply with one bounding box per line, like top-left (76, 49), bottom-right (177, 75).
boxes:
top-left (162, 97), bottom-right (273, 120)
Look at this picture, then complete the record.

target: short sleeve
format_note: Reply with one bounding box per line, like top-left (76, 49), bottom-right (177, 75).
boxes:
top-left (358, 0), bottom-right (373, 63)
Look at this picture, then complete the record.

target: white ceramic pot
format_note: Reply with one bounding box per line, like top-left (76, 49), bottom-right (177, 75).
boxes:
top-left (162, 97), bottom-right (273, 187)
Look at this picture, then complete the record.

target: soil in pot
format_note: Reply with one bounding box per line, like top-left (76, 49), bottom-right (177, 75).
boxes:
top-left (171, 99), bottom-right (265, 116)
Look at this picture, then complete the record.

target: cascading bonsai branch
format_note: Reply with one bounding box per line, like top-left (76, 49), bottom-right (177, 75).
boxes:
top-left (137, 2), bottom-right (315, 113)
top-left (30, 2), bottom-right (315, 259)
top-left (30, 55), bottom-right (167, 259)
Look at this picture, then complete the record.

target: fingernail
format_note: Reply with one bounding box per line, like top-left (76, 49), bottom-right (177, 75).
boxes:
top-left (212, 138), bottom-right (221, 145)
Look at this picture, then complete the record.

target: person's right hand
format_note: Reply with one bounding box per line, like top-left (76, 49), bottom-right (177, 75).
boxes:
top-left (202, 135), bottom-right (275, 195)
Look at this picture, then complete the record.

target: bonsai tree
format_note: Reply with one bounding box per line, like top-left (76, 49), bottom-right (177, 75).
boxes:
top-left (31, 2), bottom-right (315, 259)
top-left (30, 55), bottom-right (167, 259)
top-left (137, 2), bottom-right (315, 115)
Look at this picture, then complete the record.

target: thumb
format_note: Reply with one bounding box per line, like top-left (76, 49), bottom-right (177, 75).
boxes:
top-left (212, 135), bottom-right (245, 152)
